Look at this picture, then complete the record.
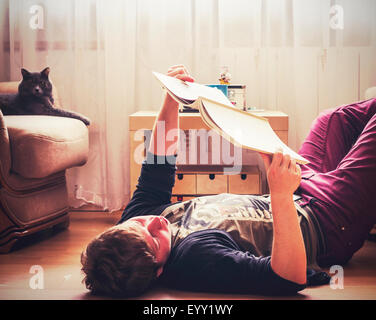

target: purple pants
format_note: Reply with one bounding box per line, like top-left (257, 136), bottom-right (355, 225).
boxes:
top-left (297, 98), bottom-right (376, 267)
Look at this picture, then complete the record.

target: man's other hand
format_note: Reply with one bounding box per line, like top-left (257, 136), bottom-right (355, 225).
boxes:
top-left (260, 149), bottom-right (301, 197)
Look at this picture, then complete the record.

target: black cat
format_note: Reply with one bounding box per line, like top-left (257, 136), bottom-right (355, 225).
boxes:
top-left (0, 67), bottom-right (90, 126)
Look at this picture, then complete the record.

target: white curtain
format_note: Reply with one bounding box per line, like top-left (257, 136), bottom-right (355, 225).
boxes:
top-left (1, 0), bottom-right (375, 211)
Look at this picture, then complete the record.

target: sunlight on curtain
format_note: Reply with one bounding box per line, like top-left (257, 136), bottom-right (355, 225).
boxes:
top-left (1, 0), bottom-right (375, 211)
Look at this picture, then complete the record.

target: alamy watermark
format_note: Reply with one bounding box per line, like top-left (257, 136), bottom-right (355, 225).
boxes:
top-left (329, 265), bottom-right (344, 289)
top-left (29, 265), bottom-right (44, 290)
top-left (133, 122), bottom-right (244, 174)
top-left (329, 5), bottom-right (344, 30)
top-left (29, 5), bottom-right (44, 30)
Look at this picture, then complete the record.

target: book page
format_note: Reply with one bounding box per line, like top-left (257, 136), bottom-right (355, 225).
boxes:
top-left (153, 71), bottom-right (233, 107)
top-left (153, 71), bottom-right (308, 164)
top-left (199, 98), bottom-right (309, 164)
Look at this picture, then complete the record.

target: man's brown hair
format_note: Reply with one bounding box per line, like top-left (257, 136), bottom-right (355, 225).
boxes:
top-left (81, 222), bottom-right (159, 297)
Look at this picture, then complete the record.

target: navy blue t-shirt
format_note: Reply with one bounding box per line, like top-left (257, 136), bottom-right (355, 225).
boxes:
top-left (159, 230), bottom-right (307, 295)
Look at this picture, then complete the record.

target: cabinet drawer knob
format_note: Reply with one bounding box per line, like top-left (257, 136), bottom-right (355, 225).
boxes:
top-left (177, 174), bottom-right (184, 180)
top-left (241, 174), bottom-right (247, 180)
top-left (209, 174), bottom-right (215, 180)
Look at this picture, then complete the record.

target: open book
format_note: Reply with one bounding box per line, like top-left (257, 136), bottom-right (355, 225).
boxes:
top-left (153, 71), bottom-right (309, 165)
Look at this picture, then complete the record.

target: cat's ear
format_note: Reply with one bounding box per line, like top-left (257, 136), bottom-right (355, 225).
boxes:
top-left (21, 68), bottom-right (31, 78)
top-left (41, 67), bottom-right (50, 79)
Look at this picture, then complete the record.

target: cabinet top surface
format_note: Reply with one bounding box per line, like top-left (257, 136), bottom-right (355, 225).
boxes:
top-left (129, 110), bottom-right (288, 131)
top-left (130, 110), bottom-right (288, 118)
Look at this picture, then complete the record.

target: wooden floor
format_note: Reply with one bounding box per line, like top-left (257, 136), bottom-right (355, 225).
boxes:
top-left (0, 211), bottom-right (375, 300)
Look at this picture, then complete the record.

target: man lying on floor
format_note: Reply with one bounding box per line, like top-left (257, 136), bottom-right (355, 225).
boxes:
top-left (81, 65), bottom-right (376, 298)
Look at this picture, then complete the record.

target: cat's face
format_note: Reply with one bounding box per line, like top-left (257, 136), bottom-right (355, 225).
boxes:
top-left (18, 67), bottom-right (53, 98)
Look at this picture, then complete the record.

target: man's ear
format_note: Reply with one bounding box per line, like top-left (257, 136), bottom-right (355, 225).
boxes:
top-left (41, 67), bottom-right (50, 78)
top-left (21, 68), bottom-right (31, 78)
top-left (156, 266), bottom-right (164, 277)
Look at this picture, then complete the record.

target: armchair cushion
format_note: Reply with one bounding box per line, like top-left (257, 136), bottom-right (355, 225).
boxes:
top-left (4, 115), bottom-right (89, 179)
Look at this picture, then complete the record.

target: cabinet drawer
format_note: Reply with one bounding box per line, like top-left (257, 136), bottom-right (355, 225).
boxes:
top-left (172, 174), bottom-right (196, 195)
top-left (196, 174), bottom-right (228, 194)
top-left (228, 171), bottom-right (261, 195)
top-left (171, 195), bottom-right (197, 202)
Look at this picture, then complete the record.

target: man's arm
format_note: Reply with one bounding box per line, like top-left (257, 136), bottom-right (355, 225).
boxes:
top-left (148, 65), bottom-right (194, 157)
top-left (261, 151), bottom-right (307, 285)
top-left (118, 66), bottom-right (194, 223)
top-left (148, 92), bottom-right (179, 157)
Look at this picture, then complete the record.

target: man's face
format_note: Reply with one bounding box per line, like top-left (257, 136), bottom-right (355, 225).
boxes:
top-left (116, 216), bottom-right (172, 275)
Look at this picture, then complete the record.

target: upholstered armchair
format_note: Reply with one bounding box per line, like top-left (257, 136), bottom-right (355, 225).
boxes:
top-left (0, 82), bottom-right (89, 253)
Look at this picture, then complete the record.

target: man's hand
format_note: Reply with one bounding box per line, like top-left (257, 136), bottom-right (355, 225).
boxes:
top-left (148, 65), bottom-right (193, 156)
top-left (167, 65), bottom-right (194, 82)
top-left (260, 149), bottom-right (301, 197)
top-left (161, 65), bottom-right (195, 110)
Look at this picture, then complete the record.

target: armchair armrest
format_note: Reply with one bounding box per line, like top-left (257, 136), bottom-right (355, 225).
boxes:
top-left (0, 110), bottom-right (11, 180)
top-left (0, 111), bottom-right (89, 193)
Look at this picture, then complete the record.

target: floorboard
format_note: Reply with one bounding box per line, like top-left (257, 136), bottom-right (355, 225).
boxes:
top-left (0, 211), bottom-right (375, 300)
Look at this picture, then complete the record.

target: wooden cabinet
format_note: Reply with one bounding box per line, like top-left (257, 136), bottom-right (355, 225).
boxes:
top-left (129, 110), bottom-right (288, 200)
